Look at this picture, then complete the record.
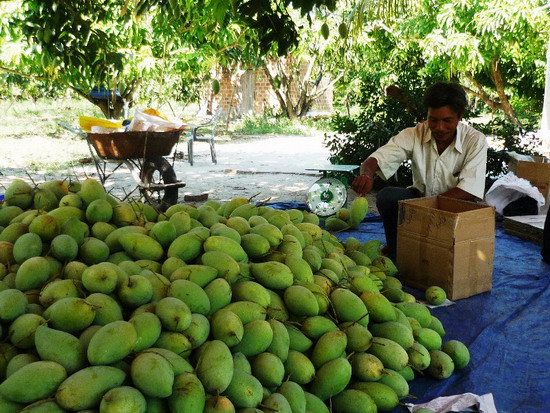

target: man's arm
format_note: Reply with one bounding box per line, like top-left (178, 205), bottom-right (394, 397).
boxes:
top-left (351, 157), bottom-right (379, 195)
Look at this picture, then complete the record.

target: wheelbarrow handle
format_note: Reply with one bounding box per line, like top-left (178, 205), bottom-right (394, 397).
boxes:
top-left (58, 121), bottom-right (87, 138)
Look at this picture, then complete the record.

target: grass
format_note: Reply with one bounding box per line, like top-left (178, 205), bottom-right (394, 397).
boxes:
top-left (0, 97), bottom-right (103, 138)
top-left (230, 114), bottom-right (332, 136)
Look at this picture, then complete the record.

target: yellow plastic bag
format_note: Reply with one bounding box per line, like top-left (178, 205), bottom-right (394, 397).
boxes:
top-left (79, 116), bottom-right (124, 133)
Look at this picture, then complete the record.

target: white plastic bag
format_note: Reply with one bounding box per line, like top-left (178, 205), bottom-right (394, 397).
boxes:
top-left (128, 109), bottom-right (184, 132)
top-left (406, 392), bottom-right (498, 413)
top-left (485, 172), bottom-right (545, 214)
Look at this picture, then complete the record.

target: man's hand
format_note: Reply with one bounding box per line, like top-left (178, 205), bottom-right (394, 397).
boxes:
top-left (353, 157), bottom-right (379, 196)
top-left (352, 175), bottom-right (374, 196)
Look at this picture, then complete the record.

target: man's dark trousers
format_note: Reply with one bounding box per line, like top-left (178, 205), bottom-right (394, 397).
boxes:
top-left (376, 186), bottom-right (421, 256)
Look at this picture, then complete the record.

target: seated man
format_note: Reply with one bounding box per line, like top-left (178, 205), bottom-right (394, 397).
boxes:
top-left (352, 82), bottom-right (488, 257)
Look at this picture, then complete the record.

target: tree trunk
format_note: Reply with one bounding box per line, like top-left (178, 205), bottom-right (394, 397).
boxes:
top-left (489, 58), bottom-right (522, 127)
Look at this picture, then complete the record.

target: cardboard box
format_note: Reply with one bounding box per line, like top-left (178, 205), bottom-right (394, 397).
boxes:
top-left (508, 156), bottom-right (550, 200)
top-left (396, 196), bottom-right (495, 300)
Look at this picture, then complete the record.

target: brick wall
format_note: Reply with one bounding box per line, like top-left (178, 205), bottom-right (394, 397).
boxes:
top-left (208, 58), bottom-right (333, 118)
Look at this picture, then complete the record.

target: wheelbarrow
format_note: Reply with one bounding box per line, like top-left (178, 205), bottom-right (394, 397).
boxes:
top-left (59, 122), bottom-right (186, 211)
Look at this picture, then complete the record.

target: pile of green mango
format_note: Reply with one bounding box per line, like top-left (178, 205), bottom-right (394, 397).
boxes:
top-left (0, 177), bottom-right (470, 412)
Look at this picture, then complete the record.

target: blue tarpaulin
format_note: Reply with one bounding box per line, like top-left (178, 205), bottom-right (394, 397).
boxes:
top-left (268, 203), bottom-right (550, 412)
top-left (335, 216), bottom-right (550, 413)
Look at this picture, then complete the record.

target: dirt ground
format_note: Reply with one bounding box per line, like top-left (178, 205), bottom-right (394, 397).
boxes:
top-left (0, 133), bottom-right (378, 212)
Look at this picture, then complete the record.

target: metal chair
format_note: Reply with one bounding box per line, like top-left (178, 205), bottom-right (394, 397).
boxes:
top-left (187, 108), bottom-right (223, 166)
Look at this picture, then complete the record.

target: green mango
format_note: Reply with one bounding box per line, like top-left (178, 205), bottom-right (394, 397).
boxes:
top-left (99, 386), bottom-right (147, 412)
top-left (442, 339), bottom-right (470, 369)
top-left (0, 206), bottom-right (24, 227)
top-left (4, 179), bottom-right (34, 209)
top-left (118, 233), bottom-right (164, 261)
top-left (249, 223), bottom-right (283, 247)
top-left (284, 255), bottom-right (314, 284)
top-left (0, 361), bottom-right (66, 404)
top-left (155, 296), bottom-right (192, 332)
top-left (283, 350), bottom-right (315, 385)
top-left (204, 278), bottom-right (232, 315)
top-left (378, 368), bottom-right (410, 399)
top-left (200, 251), bottom-right (240, 283)
top-left (86, 292), bottom-right (124, 326)
top-left (0, 222), bottom-right (28, 244)
top-left (231, 319), bottom-right (273, 357)
top-left (166, 232), bottom-right (204, 262)
top-left (15, 399), bottom-right (66, 412)
top-left (330, 288), bottom-right (369, 326)
top-left (223, 301), bottom-right (266, 324)
top-left (299, 316), bottom-right (336, 342)
top-left (182, 313), bottom-right (210, 348)
top-left (351, 352), bottom-right (384, 381)
top-left (261, 393), bottom-right (292, 413)
top-left (0, 288), bottom-right (28, 322)
top-left (266, 288), bottom-right (289, 321)
top-left (169, 210), bottom-right (192, 235)
top-left (426, 350), bottom-right (455, 379)
top-left (360, 290), bottom-right (397, 323)
top-left (8, 313), bottom-right (46, 349)
top-left (170, 264), bottom-right (218, 287)
top-left (266, 319), bottom-right (290, 363)
top-left (35, 325), bottom-right (86, 374)
top-left (43, 297), bottom-right (95, 333)
top-left (12, 232), bottom-right (42, 264)
top-left (251, 352), bottom-right (284, 388)
top-left (370, 321), bottom-right (414, 349)
top-left (285, 324), bottom-right (312, 352)
top-left (428, 315), bottom-right (446, 337)
top-left (129, 312), bottom-right (163, 352)
top-left (349, 381), bottom-right (399, 412)
top-left (168, 373), bottom-right (205, 413)
top-left (395, 302), bottom-right (432, 327)
top-left (332, 389), bottom-right (377, 413)
top-left (142, 348), bottom-right (193, 375)
top-left (250, 261), bottom-right (293, 290)
top-left (78, 178), bottom-right (106, 206)
top-left (204, 395), bottom-right (235, 413)
top-left (310, 357), bottom-right (352, 401)
top-left (154, 331), bottom-right (192, 358)
top-left (367, 337), bottom-right (409, 371)
top-left (413, 328), bottom-right (442, 351)
top-left (167, 279), bottom-right (210, 315)
top-left (232, 352), bottom-right (251, 374)
top-left (310, 329), bottom-right (347, 369)
top-left (196, 340), bottom-right (234, 393)
top-left (231, 281), bottom-right (271, 308)
top-left (283, 285), bottom-right (319, 317)
top-left (407, 342), bottom-right (431, 371)
top-left (131, 351), bottom-right (175, 398)
top-left (55, 366), bottom-right (126, 410)
top-left (340, 321), bottom-right (373, 353)
top-left (222, 369), bottom-right (263, 409)
top-left (87, 320), bottom-right (137, 365)
top-left (210, 309), bottom-right (244, 347)
top-left (204, 235), bottom-right (247, 262)
top-left (5, 353), bottom-right (39, 378)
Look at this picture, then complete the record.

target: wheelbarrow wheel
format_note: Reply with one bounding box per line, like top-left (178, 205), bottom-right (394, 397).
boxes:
top-left (140, 157), bottom-right (179, 211)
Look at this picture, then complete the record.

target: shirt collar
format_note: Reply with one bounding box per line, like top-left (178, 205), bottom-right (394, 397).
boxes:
top-left (423, 121), bottom-right (465, 153)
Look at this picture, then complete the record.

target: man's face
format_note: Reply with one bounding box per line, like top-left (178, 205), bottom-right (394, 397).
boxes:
top-left (427, 105), bottom-right (461, 144)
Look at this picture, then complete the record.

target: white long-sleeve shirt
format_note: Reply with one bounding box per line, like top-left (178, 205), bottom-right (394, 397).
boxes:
top-left (370, 121), bottom-right (488, 199)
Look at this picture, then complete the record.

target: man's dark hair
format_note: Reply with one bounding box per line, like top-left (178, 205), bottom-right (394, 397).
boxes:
top-left (423, 82), bottom-right (468, 117)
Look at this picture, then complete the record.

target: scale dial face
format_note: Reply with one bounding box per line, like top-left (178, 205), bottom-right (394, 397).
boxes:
top-left (307, 177), bottom-right (348, 217)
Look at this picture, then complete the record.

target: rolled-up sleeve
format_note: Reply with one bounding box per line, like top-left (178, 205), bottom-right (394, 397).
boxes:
top-left (370, 128), bottom-right (416, 180)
